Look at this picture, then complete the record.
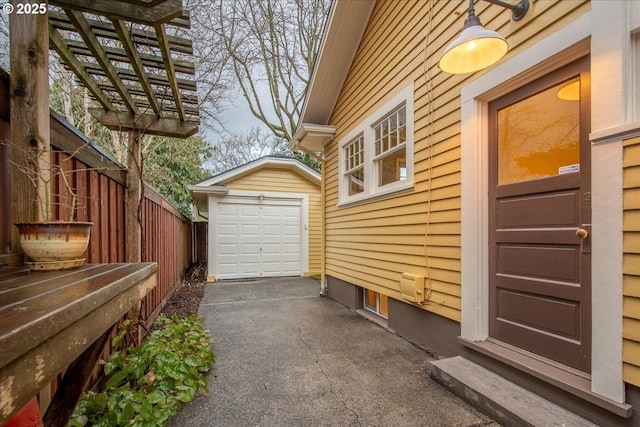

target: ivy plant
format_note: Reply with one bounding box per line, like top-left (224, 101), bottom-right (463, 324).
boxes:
top-left (69, 314), bottom-right (215, 427)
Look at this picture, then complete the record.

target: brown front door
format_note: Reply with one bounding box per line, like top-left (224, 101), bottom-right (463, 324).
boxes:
top-left (488, 57), bottom-right (591, 372)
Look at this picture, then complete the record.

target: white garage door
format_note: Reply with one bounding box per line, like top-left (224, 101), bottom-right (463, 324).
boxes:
top-left (215, 198), bottom-right (302, 279)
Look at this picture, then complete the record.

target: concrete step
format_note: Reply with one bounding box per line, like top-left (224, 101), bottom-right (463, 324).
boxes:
top-left (430, 356), bottom-right (598, 427)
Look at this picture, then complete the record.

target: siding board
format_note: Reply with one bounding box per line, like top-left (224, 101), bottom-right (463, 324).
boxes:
top-left (623, 136), bottom-right (640, 386)
top-left (624, 275), bottom-right (640, 298)
top-left (623, 188), bottom-right (640, 209)
top-left (623, 233), bottom-right (640, 253)
top-left (624, 318), bottom-right (640, 341)
top-left (624, 363), bottom-right (640, 386)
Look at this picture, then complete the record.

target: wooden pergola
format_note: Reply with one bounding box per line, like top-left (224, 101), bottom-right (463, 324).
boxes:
top-left (47, 0), bottom-right (199, 138)
top-left (9, 0), bottom-right (199, 262)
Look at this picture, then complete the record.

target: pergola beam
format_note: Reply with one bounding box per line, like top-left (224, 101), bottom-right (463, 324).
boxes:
top-left (63, 40), bottom-right (196, 75)
top-left (114, 0), bottom-right (170, 7)
top-left (112, 19), bottom-right (161, 116)
top-left (69, 62), bottom-right (196, 91)
top-left (98, 84), bottom-right (198, 105)
top-left (49, 0), bottom-right (186, 26)
top-left (49, 12), bottom-right (193, 55)
top-left (89, 108), bottom-right (198, 138)
top-left (49, 24), bottom-right (114, 111)
top-left (154, 23), bottom-right (184, 121)
top-left (65, 9), bottom-right (138, 115)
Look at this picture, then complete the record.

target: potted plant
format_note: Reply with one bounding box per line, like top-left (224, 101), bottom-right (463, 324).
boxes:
top-left (7, 139), bottom-right (93, 270)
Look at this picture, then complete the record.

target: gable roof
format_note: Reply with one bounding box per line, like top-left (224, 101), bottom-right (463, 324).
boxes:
top-left (289, 0), bottom-right (375, 152)
top-left (195, 155), bottom-right (320, 187)
top-left (299, 0), bottom-right (375, 125)
top-left (188, 155), bottom-right (321, 217)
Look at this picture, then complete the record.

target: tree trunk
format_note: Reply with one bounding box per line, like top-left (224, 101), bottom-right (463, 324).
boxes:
top-left (62, 69), bottom-right (74, 125)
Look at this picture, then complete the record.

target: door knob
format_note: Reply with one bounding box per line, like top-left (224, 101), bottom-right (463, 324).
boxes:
top-left (576, 228), bottom-right (589, 239)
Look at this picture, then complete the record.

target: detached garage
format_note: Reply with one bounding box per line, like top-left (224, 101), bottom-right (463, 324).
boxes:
top-left (189, 156), bottom-right (321, 282)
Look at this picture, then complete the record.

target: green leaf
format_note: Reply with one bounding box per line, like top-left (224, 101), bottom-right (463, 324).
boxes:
top-left (119, 402), bottom-right (135, 423)
top-left (105, 369), bottom-right (129, 389)
top-left (176, 386), bottom-right (195, 403)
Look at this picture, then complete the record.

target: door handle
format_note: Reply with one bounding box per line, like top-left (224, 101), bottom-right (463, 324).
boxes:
top-left (576, 228), bottom-right (589, 239)
top-left (576, 224), bottom-right (591, 254)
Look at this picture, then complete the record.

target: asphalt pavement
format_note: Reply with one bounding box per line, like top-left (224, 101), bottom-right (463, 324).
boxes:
top-left (168, 276), bottom-right (497, 427)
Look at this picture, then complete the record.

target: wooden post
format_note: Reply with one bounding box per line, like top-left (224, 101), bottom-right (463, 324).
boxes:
top-left (41, 327), bottom-right (114, 427)
top-left (126, 130), bottom-right (142, 262)
top-left (9, 2), bottom-right (51, 246)
top-left (1, 71), bottom-right (11, 256)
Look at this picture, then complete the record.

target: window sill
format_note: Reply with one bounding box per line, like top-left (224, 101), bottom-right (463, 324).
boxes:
top-left (458, 337), bottom-right (633, 418)
top-left (338, 182), bottom-right (414, 208)
top-left (356, 308), bottom-right (390, 330)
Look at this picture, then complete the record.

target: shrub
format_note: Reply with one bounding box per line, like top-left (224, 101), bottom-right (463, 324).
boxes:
top-left (69, 314), bottom-right (215, 427)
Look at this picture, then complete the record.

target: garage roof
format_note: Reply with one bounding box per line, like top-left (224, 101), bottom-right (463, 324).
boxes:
top-left (196, 155), bottom-right (320, 187)
top-left (188, 155), bottom-right (321, 215)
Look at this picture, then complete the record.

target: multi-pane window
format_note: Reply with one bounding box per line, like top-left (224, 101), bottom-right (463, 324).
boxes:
top-left (338, 84), bottom-right (414, 204)
top-left (344, 135), bottom-right (364, 196)
top-left (364, 289), bottom-right (388, 318)
top-left (374, 107), bottom-right (407, 186)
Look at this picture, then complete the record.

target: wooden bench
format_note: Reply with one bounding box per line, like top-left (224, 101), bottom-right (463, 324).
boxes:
top-left (0, 263), bottom-right (157, 425)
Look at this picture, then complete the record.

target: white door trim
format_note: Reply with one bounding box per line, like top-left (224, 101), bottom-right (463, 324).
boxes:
top-left (207, 190), bottom-right (309, 280)
top-left (460, 5), bottom-right (627, 404)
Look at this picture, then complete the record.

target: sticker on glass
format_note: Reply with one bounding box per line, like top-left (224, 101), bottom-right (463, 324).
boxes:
top-left (558, 164), bottom-right (580, 174)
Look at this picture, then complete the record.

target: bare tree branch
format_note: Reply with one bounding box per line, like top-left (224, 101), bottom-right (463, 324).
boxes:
top-left (197, 0), bottom-right (330, 141)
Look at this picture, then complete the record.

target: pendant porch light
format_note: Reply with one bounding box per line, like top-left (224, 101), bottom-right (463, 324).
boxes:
top-left (439, 0), bottom-right (530, 75)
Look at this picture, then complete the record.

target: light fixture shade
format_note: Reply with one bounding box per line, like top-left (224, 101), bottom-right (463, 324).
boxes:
top-left (439, 24), bottom-right (509, 74)
top-left (556, 80), bottom-right (580, 101)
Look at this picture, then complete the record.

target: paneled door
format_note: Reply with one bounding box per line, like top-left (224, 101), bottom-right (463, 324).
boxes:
top-left (215, 198), bottom-right (302, 280)
top-left (488, 57), bottom-right (591, 372)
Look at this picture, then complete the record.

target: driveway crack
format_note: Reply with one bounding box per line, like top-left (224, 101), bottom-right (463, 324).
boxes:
top-left (298, 327), bottom-right (362, 426)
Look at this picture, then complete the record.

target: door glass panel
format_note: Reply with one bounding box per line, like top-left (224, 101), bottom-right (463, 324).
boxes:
top-left (498, 77), bottom-right (580, 185)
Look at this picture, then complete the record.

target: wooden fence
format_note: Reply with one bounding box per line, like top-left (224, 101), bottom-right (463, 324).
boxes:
top-left (142, 184), bottom-right (193, 323)
top-left (48, 110), bottom-right (194, 328)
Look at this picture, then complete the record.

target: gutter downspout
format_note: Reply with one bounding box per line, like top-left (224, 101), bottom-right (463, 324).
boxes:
top-left (287, 138), bottom-right (328, 296)
top-left (288, 125), bottom-right (334, 296)
top-left (320, 159), bottom-right (327, 296)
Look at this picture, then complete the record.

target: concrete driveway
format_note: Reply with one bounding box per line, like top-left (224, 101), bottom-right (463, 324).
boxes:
top-left (168, 277), bottom-right (497, 427)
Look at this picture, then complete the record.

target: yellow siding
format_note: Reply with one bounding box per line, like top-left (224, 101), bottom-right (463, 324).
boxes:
top-left (623, 136), bottom-right (640, 387)
top-left (225, 167), bottom-right (322, 277)
top-left (323, 0), bottom-right (590, 321)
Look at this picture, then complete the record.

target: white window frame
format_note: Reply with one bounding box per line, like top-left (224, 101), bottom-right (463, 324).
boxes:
top-left (343, 134), bottom-right (365, 197)
top-left (338, 84), bottom-right (414, 205)
top-left (363, 290), bottom-right (388, 319)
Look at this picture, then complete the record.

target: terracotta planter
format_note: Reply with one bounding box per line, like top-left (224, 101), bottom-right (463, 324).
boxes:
top-left (15, 221), bottom-right (93, 270)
